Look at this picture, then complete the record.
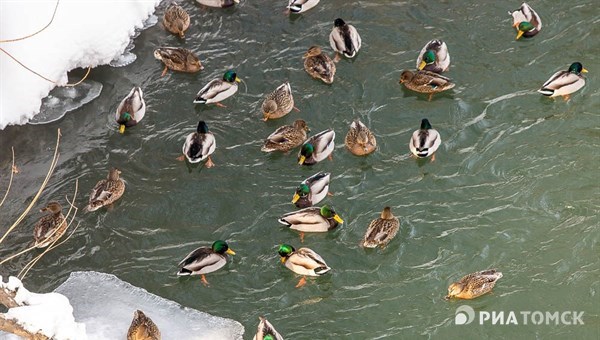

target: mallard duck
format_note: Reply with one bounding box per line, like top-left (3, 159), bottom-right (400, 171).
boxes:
top-left (416, 39), bottom-right (450, 73)
top-left (127, 310), bottom-right (161, 340)
top-left (362, 207), bottom-right (399, 249)
top-left (115, 87), bottom-right (146, 134)
top-left (278, 244), bottom-right (330, 287)
top-left (278, 205), bottom-right (343, 233)
top-left (409, 118), bottom-right (441, 160)
top-left (345, 119), bottom-right (376, 156)
top-left (86, 168), bottom-right (125, 212)
top-left (399, 70), bottom-right (455, 100)
top-left (195, 0), bottom-right (239, 8)
top-left (298, 129), bottom-right (335, 165)
top-left (303, 46), bottom-right (336, 84)
top-left (287, 0), bottom-right (320, 14)
top-left (163, 2), bottom-right (190, 38)
top-left (181, 120), bottom-right (216, 167)
top-left (262, 82), bottom-right (298, 121)
top-left (154, 47), bottom-right (203, 76)
top-left (177, 240), bottom-right (235, 285)
top-left (33, 202), bottom-right (67, 248)
top-left (193, 69), bottom-right (241, 107)
top-left (446, 269), bottom-right (503, 300)
top-left (292, 172), bottom-right (330, 208)
top-left (253, 316), bottom-right (284, 340)
top-left (261, 119), bottom-right (309, 153)
top-left (509, 3), bottom-right (542, 39)
top-left (329, 18), bottom-right (361, 61)
top-left (538, 62), bottom-right (588, 100)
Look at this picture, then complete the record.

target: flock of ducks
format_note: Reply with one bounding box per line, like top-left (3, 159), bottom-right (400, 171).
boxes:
top-left (27, 1), bottom-right (588, 339)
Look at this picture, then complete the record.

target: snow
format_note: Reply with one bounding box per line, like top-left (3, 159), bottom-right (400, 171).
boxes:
top-left (53, 271), bottom-right (244, 339)
top-left (0, 0), bottom-right (161, 129)
top-left (0, 275), bottom-right (87, 339)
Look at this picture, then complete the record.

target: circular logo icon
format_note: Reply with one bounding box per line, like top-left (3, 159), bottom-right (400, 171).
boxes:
top-left (455, 305), bottom-right (475, 325)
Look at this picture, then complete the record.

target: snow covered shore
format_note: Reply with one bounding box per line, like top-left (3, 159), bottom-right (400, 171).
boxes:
top-left (0, 0), bottom-right (161, 129)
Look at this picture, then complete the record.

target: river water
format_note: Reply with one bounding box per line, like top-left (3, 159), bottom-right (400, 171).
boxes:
top-left (0, 0), bottom-right (598, 338)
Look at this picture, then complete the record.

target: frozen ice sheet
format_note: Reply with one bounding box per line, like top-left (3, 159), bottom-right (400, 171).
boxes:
top-left (53, 271), bottom-right (244, 340)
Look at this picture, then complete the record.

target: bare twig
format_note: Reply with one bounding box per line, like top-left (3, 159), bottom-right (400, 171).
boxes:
top-left (0, 147), bottom-right (16, 209)
top-left (0, 129), bottom-right (61, 246)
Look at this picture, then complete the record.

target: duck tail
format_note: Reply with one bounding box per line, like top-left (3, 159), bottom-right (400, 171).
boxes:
top-left (193, 97), bottom-right (207, 104)
top-left (314, 266), bottom-right (331, 275)
top-left (177, 268), bottom-right (192, 276)
top-left (537, 88), bottom-right (554, 96)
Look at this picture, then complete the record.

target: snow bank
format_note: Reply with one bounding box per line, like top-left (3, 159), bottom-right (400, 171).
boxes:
top-left (0, 275), bottom-right (87, 339)
top-left (53, 271), bottom-right (244, 339)
top-left (0, 0), bottom-right (161, 129)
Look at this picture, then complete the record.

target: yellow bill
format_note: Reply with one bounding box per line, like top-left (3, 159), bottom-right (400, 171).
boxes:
top-left (226, 248), bottom-right (236, 255)
top-left (582, 68), bottom-right (589, 73)
top-left (235, 77), bottom-right (241, 83)
top-left (515, 30), bottom-right (524, 40)
top-left (119, 124), bottom-right (126, 134)
top-left (298, 155), bottom-right (306, 165)
top-left (333, 214), bottom-right (344, 224)
top-left (291, 193), bottom-right (300, 203)
top-left (418, 60), bottom-right (427, 70)
top-left (280, 257), bottom-right (287, 264)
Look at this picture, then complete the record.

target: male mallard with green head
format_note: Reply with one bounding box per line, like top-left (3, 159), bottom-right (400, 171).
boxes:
top-left (163, 2), bottom-right (190, 38)
top-left (292, 172), bottom-right (331, 208)
top-left (446, 269), bottom-right (503, 300)
top-left (509, 2), bottom-right (542, 39)
top-left (261, 119), bottom-right (309, 153)
top-left (253, 316), bottom-right (284, 340)
top-left (262, 82), bottom-right (299, 121)
top-left (303, 46), bottom-right (336, 84)
top-left (538, 62), bottom-right (588, 101)
top-left (278, 244), bottom-right (330, 287)
top-left (194, 70), bottom-right (241, 107)
top-left (115, 87), bottom-right (146, 134)
top-left (127, 310), bottom-right (161, 340)
top-left (329, 18), bottom-right (361, 62)
top-left (177, 240), bottom-right (235, 286)
top-left (409, 118), bottom-right (441, 161)
top-left (298, 129), bottom-right (335, 165)
top-left (278, 205), bottom-right (344, 236)
top-left (86, 168), bottom-right (125, 212)
top-left (345, 119), bottom-right (376, 156)
top-left (154, 47), bottom-right (203, 76)
top-left (416, 39), bottom-right (450, 73)
top-left (33, 202), bottom-right (67, 248)
top-left (362, 207), bottom-right (399, 249)
top-left (180, 120), bottom-right (216, 167)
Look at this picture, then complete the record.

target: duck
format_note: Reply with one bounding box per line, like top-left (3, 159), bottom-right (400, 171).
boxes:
top-left (303, 46), bottom-right (336, 84)
top-left (445, 269), bottom-right (503, 300)
top-left (195, 0), bottom-right (239, 8)
top-left (538, 62), bottom-right (588, 100)
top-left (181, 120), bottom-right (216, 167)
top-left (399, 70), bottom-right (455, 101)
top-left (298, 129), bottom-right (335, 165)
top-left (509, 3), bottom-right (542, 39)
top-left (362, 207), bottom-right (400, 249)
top-left (163, 2), bottom-right (190, 38)
top-left (261, 119), bottom-right (309, 153)
top-left (253, 316), bottom-right (284, 340)
top-left (278, 244), bottom-right (330, 287)
top-left (177, 240), bottom-right (235, 285)
top-left (193, 69), bottom-right (241, 107)
top-left (287, 0), bottom-right (320, 14)
top-left (262, 82), bottom-right (298, 121)
top-left (409, 118), bottom-right (441, 160)
top-left (292, 172), bottom-right (331, 208)
top-left (329, 18), bottom-right (361, 61)
top-left (345, 119), bottom-right (376, 156)
top-left (278, 205), bottom-right (343, 234)
top-left (33, 202), bottom-right (67, 248)
top-left (115, 87), bottom-right (146, 134)
top-left (154, 47), bottom-right (203, 76)
top-left (416, 39), bottom-right (450, 73)
top-left (127, 310), bottom-right (161, 340)
top-left (86, 168), bottom-right (125, 212)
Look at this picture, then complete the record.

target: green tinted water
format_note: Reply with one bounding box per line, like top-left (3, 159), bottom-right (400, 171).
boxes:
top-left (1, 0), bottom-right (599, 338)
